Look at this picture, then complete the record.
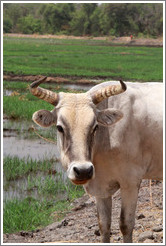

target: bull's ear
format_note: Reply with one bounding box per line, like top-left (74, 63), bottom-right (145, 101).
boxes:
top-left (97, 109), bottom-right (123, 127)
top-left (32, 109), bottom-right (56, 127)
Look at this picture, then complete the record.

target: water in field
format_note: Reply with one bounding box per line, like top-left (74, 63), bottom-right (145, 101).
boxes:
top-left (3, 119), bottom-right (68, 202)
top-left (3, 131), bottom-right (59, 160)
top-left (3, 171), bottom-right (68, 202)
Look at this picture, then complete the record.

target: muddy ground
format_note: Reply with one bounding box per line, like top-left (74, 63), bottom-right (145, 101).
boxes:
top-left (3, 74), bottom-right (99, 85)
top-left (3, 180), bottom-right (163, 244)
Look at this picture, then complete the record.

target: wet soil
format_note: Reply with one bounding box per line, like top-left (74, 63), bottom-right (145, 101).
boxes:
top-left (3, 74), bottom-right (99, 86)
top-left (3, 180), bottom-right (163, 244)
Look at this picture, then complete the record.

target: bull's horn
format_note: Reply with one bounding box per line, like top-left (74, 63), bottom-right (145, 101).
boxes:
top-left (91, 80), bottom-right (127, 104)
top-left (29, 76), bottom-right (59, 106)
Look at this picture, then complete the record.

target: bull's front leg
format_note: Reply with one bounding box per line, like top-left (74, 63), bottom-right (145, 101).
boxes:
top-left (96, 196), bottom-right (112, 243)
top-left (120, 183), bottom-right (141, 243)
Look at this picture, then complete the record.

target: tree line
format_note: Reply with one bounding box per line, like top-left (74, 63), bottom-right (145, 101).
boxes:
top-left (3, 3), bottom-right (163, 38)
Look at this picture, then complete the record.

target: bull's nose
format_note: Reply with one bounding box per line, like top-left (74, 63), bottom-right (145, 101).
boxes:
top-left (73, 166), bottom-right (93, 180)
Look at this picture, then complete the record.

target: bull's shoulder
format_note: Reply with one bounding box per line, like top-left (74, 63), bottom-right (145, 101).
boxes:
top-left (96, 82), bottom-right (162, 150)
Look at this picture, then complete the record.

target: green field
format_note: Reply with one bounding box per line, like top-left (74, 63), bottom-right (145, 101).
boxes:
top-left (3, 36), bottom-right (163, 81)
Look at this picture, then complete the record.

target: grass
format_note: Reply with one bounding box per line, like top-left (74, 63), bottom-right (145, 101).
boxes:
top-left (3, 92), bottom-right (54, 120)
top-left (3, 197), bottom-right (74, 233)
top-left (4, 183), bottom-right (84, 234)
top-left (3, 155), bottom-right (85, 234)
top-left (3, 156), bottom-right (82, 199)
top-left (26, 173), bottom-right (84, 199)
top-left (4, 197), bottom-right (53, 233)
top-left (3, 36), bottom-right (163, 81)
top-left (3, 156), bottom-right (56, 181)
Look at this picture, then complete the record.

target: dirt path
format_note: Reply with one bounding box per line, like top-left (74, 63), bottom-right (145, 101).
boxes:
top-left (4, 34), bottom-right (163, 47)
top-left (3, 180), bottom-right (163, 244)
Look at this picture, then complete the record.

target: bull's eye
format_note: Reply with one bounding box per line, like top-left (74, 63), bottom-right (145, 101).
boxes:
top-left (57, 125), bottom-right (64, 133)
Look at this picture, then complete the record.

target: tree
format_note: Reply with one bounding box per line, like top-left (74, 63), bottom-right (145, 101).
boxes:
top-left (17, 15), bottom-right (41, 34)
top-left (3, 2), bottom-right (163, 37)
top-left (3, 17), bottom-right (12, 33)
top-left (70, 3), bottom-right (97, 36)
top-left (39, 3), bottom-right (75, 34)
top-left (90, 7), bottom-right (102, 36)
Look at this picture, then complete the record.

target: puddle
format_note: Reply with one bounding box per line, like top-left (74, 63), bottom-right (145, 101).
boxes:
top-left (3, 135), bottom-right (59, 160)
top-left (3, 119), bottom-right (60, 160)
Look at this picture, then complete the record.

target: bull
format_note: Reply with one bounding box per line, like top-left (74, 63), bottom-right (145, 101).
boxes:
top-left (30, 77), bottom-right (163, 243)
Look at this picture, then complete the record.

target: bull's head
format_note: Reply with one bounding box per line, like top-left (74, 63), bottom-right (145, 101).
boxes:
top-left (30, 77), bottom-right (126, 185)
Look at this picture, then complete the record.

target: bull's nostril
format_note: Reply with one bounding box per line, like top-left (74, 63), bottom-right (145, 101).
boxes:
top-left (87, 166), bottom-right (93, 177)
top-left (73, 165), bottom-right (93, 180)
top-left (73, 167), bottom-right (80, 177)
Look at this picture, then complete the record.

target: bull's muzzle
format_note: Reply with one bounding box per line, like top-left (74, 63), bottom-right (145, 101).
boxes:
top-left (67, 162), bottom-right (95, 185)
